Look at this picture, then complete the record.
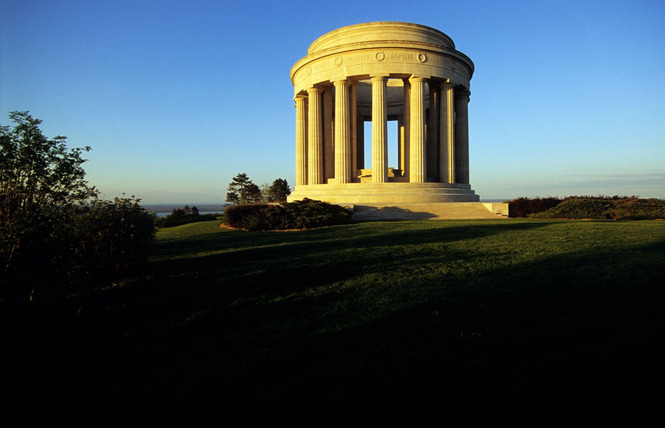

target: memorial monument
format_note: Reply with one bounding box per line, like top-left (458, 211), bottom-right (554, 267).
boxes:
top-left (287, 22), bottom-right (507, 219)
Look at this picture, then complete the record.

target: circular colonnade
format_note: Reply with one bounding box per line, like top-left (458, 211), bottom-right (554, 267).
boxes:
top-left (288, 22), bottom-right (480, 204)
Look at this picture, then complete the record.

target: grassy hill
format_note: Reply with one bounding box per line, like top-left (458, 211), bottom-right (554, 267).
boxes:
top-left (7, 219), bottom-right (665, 424)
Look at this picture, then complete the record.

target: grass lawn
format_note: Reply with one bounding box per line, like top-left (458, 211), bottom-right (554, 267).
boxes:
top-left (7, 219), bottom-right (665, 424)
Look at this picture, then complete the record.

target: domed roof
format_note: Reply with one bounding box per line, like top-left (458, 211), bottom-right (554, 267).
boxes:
top-left (308, 21), bottom-right (456, 55)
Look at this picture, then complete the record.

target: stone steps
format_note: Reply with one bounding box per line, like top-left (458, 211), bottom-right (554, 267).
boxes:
top-left (350, 202), bottom-right (509, 221)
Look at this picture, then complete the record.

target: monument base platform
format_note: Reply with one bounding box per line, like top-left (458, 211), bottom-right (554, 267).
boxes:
top-left (288, 182), bottom-right (481, 204)
top-left (349, 202), bottom-right (509, 221)
top-left (288, 183), bottom-right (508, 220)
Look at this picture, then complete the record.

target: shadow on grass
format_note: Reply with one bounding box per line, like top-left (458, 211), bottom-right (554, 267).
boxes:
top-left (146, 220), bottom-right (554, 305)
top-left (148, 238), bottom-right (665, 424)
top-left (6, 221), bottom-right (664, 425)
top-left (152, 219), bottom-right (550, 260)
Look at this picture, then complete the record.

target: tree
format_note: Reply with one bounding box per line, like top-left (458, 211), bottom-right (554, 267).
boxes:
top-left (0, 111), bottom-right (154, 300)
top-left (262, 178), bottom-right (292, 203)
top-left (226, 173), bottom-right (262, 204)
top-left (1, 112), bottom-right (96, 292)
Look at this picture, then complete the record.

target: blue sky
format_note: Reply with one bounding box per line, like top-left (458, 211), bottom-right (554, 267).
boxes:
top-left (2, 0), bottom-right (664, 203)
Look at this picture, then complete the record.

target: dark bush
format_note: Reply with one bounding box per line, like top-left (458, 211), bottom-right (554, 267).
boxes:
top-left (283, 198), bottom-right (352, 229)
top-left (63, 196), bottom-right (156, 288)
top-left (530, 198), bottom-right (611, 219)
top-left (505, 197), bottom-right (562, 217)
top-left (1, 196), bottom-right (156, 301)
top-left (221, 199), bottom-right (351, 231)
top-left (526, 196), bottom-right (665, 220)
top-left (607, 197), bottom-right (665, 220)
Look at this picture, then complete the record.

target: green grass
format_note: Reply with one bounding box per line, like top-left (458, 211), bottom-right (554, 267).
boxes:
top-left (6, 219), bottom-right (665, 424)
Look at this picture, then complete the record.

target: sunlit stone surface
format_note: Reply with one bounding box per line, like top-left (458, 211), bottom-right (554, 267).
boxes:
top-left (287, 22), bottom-right (507, 218)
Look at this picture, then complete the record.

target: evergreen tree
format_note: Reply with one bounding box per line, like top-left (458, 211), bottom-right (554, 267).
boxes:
top-left (263, 178), bottom-right (292, 202)
top-left (226, 173), bottom-right (262, 204)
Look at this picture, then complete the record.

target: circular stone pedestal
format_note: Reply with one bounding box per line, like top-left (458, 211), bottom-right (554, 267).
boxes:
top-left (288, 182), bottom-right (479, 205)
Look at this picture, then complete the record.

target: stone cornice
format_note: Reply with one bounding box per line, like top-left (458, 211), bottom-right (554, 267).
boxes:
top-left (290, 23), bottom-right (474, 95)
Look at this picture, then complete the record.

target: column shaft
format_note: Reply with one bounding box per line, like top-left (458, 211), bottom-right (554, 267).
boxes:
top-left (409, 76), bottom-right (426, 183)
top-left (401, 79), bottom-right (410, 178)
top-left (307, 87), bottom-right (323, 184)
top-left (427, 82), bottom-right (439, 181)
top-left (295, 95), bottom-right (308, 186)
top-left (371, 76), bottom-right (388, 183)
top-left (334, 80), bottom-right (351, 183)
top-left (455, 89), bottom-right (470, 184)
top-left (350, 82), bottom-right (358, 180)
top-left (323, 89), bottom-right (334, 181)
top-left (439, 83), bottom-right (455, 183)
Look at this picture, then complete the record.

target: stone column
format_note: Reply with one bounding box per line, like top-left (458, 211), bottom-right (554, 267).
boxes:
top-left (409, 76), bottom-right (426, 183)
top-left (371, 76), bottom-right (388, 183)
top-left (439, 82), bottom-right (455, 183)
top-left (401, 79), bottom-right (410, 178)
top-left (427, 82), bottom-right (439, 181)
top-left (455, 88), bottom-right (470, 184)
top-left (334, 80), bottom-right (351, 183)
top-left (295, 94), bottom-right (308, 186)
top-left (307, 87), bottom-right (323, 184)
top-left (323, 89), bottom-right (334, 181)
top-left (350, 82), bottom-right (358, 180)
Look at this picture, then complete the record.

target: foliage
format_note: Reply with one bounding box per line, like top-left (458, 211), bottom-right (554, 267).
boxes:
top-left (283, 198), bottom-right (352, 228)
top-left (0, 111), bottom-right (155, 300)
top-left (155, 205), bottom-right (219, 228)
top-left (506, 195), bottom-right (665, 219)
top-left (221, 198), bottom-right (352, 231)
top-left (261, 178), bottom-right (292, 202)
top-left (606, 197), bottom-right (665, 220)
top-left (530, 197), bottom-right (611, 219)
top-left (62, 196), bottom-right (156, 288)
top-left (226, 173), bottom-right (262, 204)
top-left (529, 196), bottom-right (665, 219)
top-left (504, 196), bottom-right (562, 217)
top-left (1, 111), bottom-right (94, 297)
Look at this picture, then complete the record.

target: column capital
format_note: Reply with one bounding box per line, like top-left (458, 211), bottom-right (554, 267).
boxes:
top-left (294, 94), bottom-right (308, 107)
top-left (307, 86), bottom-right (322, 94)
top-left (440, 80), bottom-right (455, 90)
top-left (455, 88), bottom-right (471, 100)
top-left (333, 79), bottom-right (350, 87)
top-left (409, 76), bottom-right (427, 83)
top-left (370, 75), bottom-right (388, 82)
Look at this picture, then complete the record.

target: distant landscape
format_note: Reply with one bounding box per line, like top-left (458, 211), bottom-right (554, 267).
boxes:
top-left (142, 203), bottom-right (227, 216)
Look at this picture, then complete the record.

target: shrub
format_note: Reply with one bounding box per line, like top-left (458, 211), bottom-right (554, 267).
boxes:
top-left (505, 197), bottom-right (562, 217)
top-left (606, 197), bottom-right (665, 220)
top-left (283, 198), bottom-right (352, 229)
top-left (221, 199), bottom-right (351, 231)
top-left (63, 196), bottom-right (156, 288)
top-left (527, 196), bottom-right (665, 220)
top-left (1, 195), bottom-right (156, 301)
top-left (530, 198), bottom-right (612, 219)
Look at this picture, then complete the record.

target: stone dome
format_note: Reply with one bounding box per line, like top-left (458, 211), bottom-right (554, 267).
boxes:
top-left (307, 21), bottom-right (456, 55)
